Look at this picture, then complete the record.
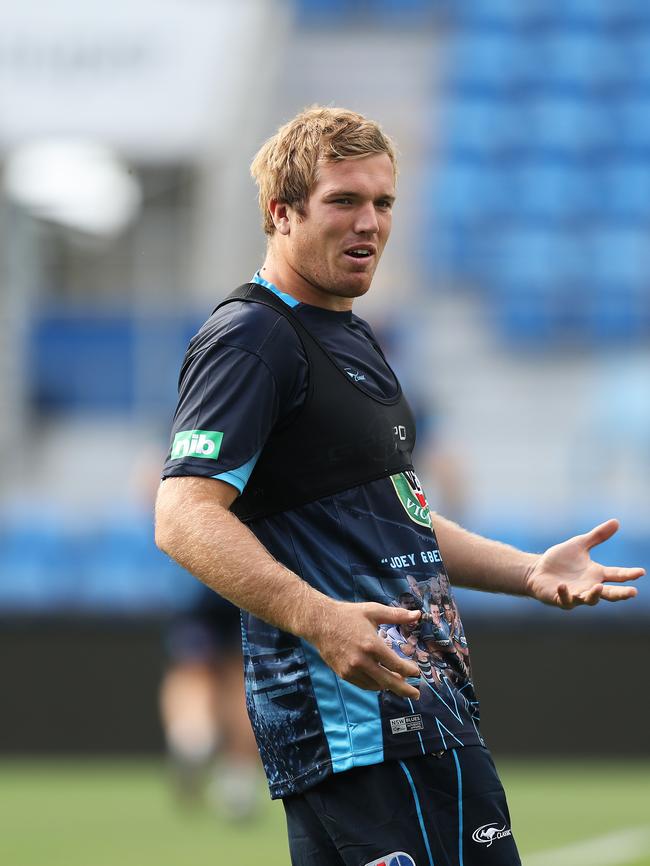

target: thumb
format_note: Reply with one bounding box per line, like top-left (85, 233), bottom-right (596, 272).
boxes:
top-left (583, 518), bottom-right (619, 550)
top-left (364, 602), bottom-right (421, 625)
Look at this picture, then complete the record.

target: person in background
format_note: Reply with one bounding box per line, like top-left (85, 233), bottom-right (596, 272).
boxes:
top-left (160, 583), bottom-right (262, 820)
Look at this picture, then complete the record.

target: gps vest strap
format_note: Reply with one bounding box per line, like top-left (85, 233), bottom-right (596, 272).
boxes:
top-left (219, 283), bottom-right (416, 522)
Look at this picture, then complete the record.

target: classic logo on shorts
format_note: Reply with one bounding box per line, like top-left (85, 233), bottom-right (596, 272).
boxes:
top-left (170, 429), bottom-right (223, 461)
top-left (390, 470), bottom-right (431, 528)
top-left (364, 853), bottom-right (416, 866)
top-left (472, 823), bottom-right (513, 847)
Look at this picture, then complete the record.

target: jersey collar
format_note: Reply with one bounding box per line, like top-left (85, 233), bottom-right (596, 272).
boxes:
top-left (251, 270), bottom-right (300, 308)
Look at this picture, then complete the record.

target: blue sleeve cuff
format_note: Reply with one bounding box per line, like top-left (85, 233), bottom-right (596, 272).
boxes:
top-left (212, 449), bottom-right (261, 494)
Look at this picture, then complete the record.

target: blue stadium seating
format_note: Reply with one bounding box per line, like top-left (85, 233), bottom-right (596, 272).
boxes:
top-left (1, 515), bottom-right (647, 617)
top-left (30, 309), bottom-right (202, 415)
top-left (430, 6), bottom-right (650, 344)
top-left (616, 96), bottom-right (650, 148)
top-left (538, 33), bottom-right (626, 89)
top-left (450, 33), bottom-right (529, 87)
top-left (0, 513), bottom-right (196, 614)
top-left (444, 99), bottom-right (531, 155)
top-left (602, 163), bottom-right (650, 218)
top-left (515, 163), bottom-right (597, 219)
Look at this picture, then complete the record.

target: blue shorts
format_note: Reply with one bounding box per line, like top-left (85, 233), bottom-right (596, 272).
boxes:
top-left (282, 746), bottom-right (521, 866)
top-left (165, 584), bottom-right (241, 663)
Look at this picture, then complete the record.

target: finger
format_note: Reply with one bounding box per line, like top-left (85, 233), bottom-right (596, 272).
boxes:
top-left (374, 665), bottom-right (421, 700)
top-left (582, 518), bottom-right (619, 550)
top-left (364, 602), bottom-right (421, 627)
top-left (600, 585), bottom-right (639, 602)
top-left (345, 660), bottom-right (420, 700)
top-left (344, 670), bottom-right (387, 692)
top-left (556, 583), bottom-right (576, 609)
top-left (601, 566), bottom-right (645, 583)
top-left (373, 639), bottom-right (420, 679)
top-left (579, 584), bottom-right (603, 606)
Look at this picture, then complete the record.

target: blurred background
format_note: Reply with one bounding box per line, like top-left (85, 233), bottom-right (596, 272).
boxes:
top-left (1, 1), bottom-right (649, 864)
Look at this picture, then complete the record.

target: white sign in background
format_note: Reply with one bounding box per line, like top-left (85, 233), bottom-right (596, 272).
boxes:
top-left (0, 0), bottom-right (269, 160)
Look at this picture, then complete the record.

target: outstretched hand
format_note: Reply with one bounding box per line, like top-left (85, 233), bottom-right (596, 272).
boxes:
top-left (524, 519), bottom-right (644, 610)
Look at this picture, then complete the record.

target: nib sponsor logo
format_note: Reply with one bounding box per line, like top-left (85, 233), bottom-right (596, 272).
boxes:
top-left (472, 823), bottom-right (513, 847)
top-left (170, 429), bottom-right (223, 461)
top-left (364, 854), bottom-right (416, 866)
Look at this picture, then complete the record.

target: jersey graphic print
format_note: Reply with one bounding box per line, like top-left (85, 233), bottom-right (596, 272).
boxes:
top-left (366, 471), bottom-right (480, 758)
top-left (241, 469), bottom-right (483, 797)
top-left (390, 470), bottom-right (431, 528)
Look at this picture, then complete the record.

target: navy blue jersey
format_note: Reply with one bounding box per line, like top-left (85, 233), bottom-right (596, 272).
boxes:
top-left (162, 276), bottom-right (482, 799)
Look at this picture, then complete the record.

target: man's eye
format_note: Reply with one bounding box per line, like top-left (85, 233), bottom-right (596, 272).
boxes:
top-left (377, 200), bottom-right (393, 210)
top-left (333, 198), bottom-right (352, 205)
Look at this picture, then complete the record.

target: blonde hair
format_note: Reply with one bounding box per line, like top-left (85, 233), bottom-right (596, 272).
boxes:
top-left (250, 105), bottom-right (397, 235)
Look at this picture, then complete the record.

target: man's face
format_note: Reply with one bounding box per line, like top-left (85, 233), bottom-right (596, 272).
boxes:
top-left (278, 153), bottom-right (395, 310)
top-left (400, 594), bottom-right (420, 611)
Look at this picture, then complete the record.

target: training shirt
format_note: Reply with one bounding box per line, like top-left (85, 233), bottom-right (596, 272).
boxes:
top-left (162, 275), bottom-right (483, 799)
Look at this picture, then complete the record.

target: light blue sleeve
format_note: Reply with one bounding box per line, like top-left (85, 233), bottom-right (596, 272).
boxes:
top-left (212, 449), bottom-right (261, 494)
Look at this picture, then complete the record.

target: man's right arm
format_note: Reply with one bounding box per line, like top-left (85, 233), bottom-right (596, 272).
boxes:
top-left (155, 475), bottom-right (422, 698)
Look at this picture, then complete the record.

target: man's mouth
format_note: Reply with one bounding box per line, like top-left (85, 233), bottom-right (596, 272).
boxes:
top-left (344, 245), bottom-right (375, 260)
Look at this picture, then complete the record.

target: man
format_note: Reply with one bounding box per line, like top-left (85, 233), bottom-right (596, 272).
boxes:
top-left (155, 106), bottom-right (643, 866)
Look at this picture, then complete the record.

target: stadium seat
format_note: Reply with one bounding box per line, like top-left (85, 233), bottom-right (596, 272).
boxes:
top-left (586, 287), bottom-right (648, 339)
top-left (616, 96), bottom-right (650, 148)
top-left (515, 163), bottom-right (597, 220)
top-left (587, 227), bottom-right (649, 285)
top-left (460, 0), bottom-right (547, 23)
top-left (449, 33), bottom-right (529, 87)
top-left (433, 162), bottom-right (518, 222)
top-left (531, 98), bottom-right (616, 154)
top-left (30, 310), bottom-right (202, 415)
top-left (562, 0), bottom-right (635, 24)
top-left (627, 31), bottom-right (650, 80)
top-left (538, 32), bottom-right (625, 89)
top-left (0, 524), bottom-right (73, 611)
top-left (602, 162), bottom-right (650, 219)
top-left (444, 99), bottom-right (531, 156)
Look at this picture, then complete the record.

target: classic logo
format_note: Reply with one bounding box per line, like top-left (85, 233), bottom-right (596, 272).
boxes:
top-left (364, 853), bottom-right (416, 866)
top-left (170, 429), bottom-right (223, 461)
top-left (390, 470), bottom-right (431, 528)
top-left (471, 823), bottom-right (513, 847)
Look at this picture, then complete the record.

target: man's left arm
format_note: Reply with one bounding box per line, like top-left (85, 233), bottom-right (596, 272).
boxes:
top-left (432, 514), bottom-right (644, 610)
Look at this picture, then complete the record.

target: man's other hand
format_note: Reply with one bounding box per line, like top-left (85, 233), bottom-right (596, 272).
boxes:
top-left (525, 518), bottom-right (645, 610)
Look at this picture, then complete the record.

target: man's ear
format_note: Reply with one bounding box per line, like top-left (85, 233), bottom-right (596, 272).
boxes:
top-left (269, 199), bottom-right (291, 236)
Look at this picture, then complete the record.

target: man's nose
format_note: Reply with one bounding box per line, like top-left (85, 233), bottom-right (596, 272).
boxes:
top-left (354, 202), bottom-right (379, 234)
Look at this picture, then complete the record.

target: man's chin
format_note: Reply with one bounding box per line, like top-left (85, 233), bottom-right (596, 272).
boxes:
top-left (338, 273), bottom-right (374, 298)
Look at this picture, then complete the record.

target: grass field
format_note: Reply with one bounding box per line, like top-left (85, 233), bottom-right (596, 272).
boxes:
top-left (1, 758), bottom-right (649, 866)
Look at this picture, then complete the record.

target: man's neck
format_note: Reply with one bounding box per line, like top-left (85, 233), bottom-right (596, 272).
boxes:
top-left (258, 254), bottom-right (354, 313)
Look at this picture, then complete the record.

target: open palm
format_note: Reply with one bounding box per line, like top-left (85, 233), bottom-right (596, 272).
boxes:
top-left (525, 519), bottom-right (644, 610)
